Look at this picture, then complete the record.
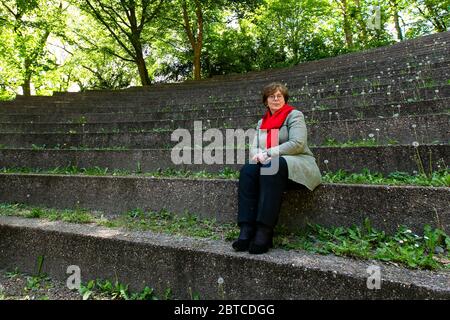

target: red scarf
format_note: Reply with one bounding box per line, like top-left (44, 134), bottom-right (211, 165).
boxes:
top-left (260, 104), bottom-right (295, 149)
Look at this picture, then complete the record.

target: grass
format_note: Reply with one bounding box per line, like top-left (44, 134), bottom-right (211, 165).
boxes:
top-left (0, 203), bottom-right (448, 271)
top-left (1, 267), bottom-right (166, 300)
top-left (1, 165), bottom-right (448, 187)
top-left (322, 168), bottom-right (449, 187)
top-left (0, 144), bottom-right (130, 150)
top-left (276, 221), bottom-right (450, 270)
top-left (79, 279), bottom-right (160, 300)
top-left (318, 137), bottom-right (399, 147)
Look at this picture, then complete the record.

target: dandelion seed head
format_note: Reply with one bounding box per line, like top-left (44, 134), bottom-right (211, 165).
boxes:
top-left (412, 141), bottom-right (419, 147)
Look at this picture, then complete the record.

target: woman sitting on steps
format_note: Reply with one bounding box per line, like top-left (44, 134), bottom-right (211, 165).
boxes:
top-left (232, 82), bottom-right (322, 254)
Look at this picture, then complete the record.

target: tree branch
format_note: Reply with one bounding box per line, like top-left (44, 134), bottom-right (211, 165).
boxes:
top-left (84, 0), bottom-right (135, 58)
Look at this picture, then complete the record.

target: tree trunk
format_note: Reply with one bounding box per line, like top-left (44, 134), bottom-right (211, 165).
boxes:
top-left (340, 0), bottom-right (353, 48)
top-left (343, 14), bottom-right (353, 48)
top-left (389, 0), bottom-right (403, 41)
top-left (193, 45), bottom-right (201, 80)
top-left (182, 0), bottom-right (203, 80)
top-left (393, 10), bottom-right (403, 40)
top-left (136, 55), bottom-right (151, 86)
top-left (133, 41), bottom-right (151, 86)
top-left (22, 58), bottom-right (32, 96)
top-left (22, 78), bottom-right (31, 96)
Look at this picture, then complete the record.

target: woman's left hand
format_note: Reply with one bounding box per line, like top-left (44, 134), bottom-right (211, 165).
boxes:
top-left (252, 151), bottom-right (271, 164)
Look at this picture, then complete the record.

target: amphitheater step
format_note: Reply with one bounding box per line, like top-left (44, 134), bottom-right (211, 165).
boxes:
top-left (0, 173), bottom-right (447, 234)
top-left (1, 82), bottom-right (448, 113)
top-left (0, 98), bottom-right (447, 124)
top-left (0, 144), bottom-right (447, 176)
top-left (0, 113), bottom-right (446, 147)
top-left (0, 216), bottom-right (448, 299)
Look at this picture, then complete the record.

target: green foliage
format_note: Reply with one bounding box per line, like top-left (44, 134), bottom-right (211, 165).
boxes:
top-left (79, 279), bottom-right (158, 300)
top-left (0, 0), bottom-right (448, 92)
top-left (279, 219), bottom-right (450, 270)
top-left (0, 0), bottom-right (67, 95)
top-left (322, 168), bottom-right (449, 187)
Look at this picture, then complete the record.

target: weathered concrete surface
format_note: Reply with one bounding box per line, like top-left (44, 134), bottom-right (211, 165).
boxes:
top-left (0, 97), bottom-right (447, 124)
top-left (0, 102), bottom-right (448, 134)
top-left (0, 173), bottom-right (448, 234)
top-left (0, 114), bottom-right (448, 148)
top-left (0, 144), bottom-right (448, 175)
top-left (0, 216), bottom-right (448, 299)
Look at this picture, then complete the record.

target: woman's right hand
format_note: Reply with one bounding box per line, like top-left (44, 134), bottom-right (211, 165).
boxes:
top-left (252, 151), bottom-right (270, 164)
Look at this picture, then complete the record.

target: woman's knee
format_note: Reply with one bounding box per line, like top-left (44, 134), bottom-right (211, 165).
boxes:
top-left (240, 163), bottom-right (259, 177)
top-left (260, 157), bottom-right (288, 178)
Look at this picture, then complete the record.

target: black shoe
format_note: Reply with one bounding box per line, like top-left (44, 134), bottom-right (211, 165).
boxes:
top-left (232, 223), bottom-right (255, 252)
top-left (249, 224), bottom-right (273, 254)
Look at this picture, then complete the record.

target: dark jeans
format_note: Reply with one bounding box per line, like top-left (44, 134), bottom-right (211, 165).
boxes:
top-left (238, 157), bottom-right (301, 228)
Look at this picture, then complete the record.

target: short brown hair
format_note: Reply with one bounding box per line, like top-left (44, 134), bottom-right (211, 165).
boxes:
top-left (262, 82), bottom-right (289, 105)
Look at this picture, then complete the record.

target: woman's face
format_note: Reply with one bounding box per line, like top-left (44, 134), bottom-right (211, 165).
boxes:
top-left (267, 90), bottom-right (285, 112)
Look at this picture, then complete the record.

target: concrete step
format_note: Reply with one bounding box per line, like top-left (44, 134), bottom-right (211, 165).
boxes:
top-left (0, 98), bottom-right (448, 124)
top-left (0, 144), bottom-right (447, 176)
top-left (1, 70), bottom-right (448, 115)
top-left (51, 35), bottom-right (449, 96)
top-left (0, 173), bottom-right (448, 235)
top-left (2, 81), bottom-right (450, 115)
top-left (0, 85), bottom-right (450, 116)
top-left (1, 216), bottom-right (449, 299)
top-left (0, 114), bottom-right (447, 147)
top-left (0, 216), bottom-right (449, 299)
top-left (0, 99), bottom-right (448, 133)
top-left (55, 53), bottom-right (450, 98)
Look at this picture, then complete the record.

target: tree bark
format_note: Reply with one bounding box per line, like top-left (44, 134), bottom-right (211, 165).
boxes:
top-left (22, 57), bottom-right (31, 96)
top-left (342, 0), bottom-right (353, 48)
top-left (182, 0), bottom-right (203, 80)
top-left (136, 48), bottom-right (151, 86)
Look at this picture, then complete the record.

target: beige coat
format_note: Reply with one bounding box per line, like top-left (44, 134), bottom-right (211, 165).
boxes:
top-left (250, 109), bottom-right (322, 191)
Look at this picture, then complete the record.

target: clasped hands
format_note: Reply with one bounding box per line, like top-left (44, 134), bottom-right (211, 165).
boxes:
top-left (252, 150), bottom-right (271, 164)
